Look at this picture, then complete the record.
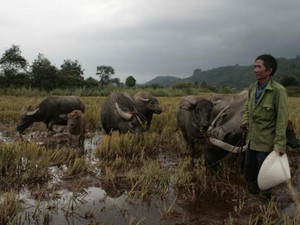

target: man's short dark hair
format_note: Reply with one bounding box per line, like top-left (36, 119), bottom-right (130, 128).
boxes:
top-left (255, 54), bottom-right (277, 76)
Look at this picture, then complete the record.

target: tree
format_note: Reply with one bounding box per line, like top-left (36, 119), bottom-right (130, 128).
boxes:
top-left (58, 59), bottom-right (85, 88)
top-left (96, 65), bottom-right (115, 86)
top-left (31, 53), bottom-right (58, 91)
top-left (193, 68), bottom-right (202, 76)
top-left (0, 45), bottom-right (30, 87)
top-left (125, 76), bottom-right (136, 87)
top-left (279, 75), bottom-right (299, 87)
top-left (200, 80), bottom-right (208, 89)
top-left (111, 77), bottom-right (121, 86)
top-left (172, 82), bottom-right (193, 89)
top-left (85, 77), bottom-right (99, 88)
top-left (0, 45), bottom-right (28, 74)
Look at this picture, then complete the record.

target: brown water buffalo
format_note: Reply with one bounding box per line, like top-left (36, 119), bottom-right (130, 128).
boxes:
top-left (17, 96), bottom-right (85, 134)
top-left (101, 91), bottom-right (162, 134)
top-left (205, 90), bottom-right (299, 169)
top-left (60, 109), bottom-right (86, 147)
top-left (177, 95), bottom-right (213, 158)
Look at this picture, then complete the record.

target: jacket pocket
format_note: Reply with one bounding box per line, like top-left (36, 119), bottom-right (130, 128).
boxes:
top-left (261, 104), bottom-right (275, 120)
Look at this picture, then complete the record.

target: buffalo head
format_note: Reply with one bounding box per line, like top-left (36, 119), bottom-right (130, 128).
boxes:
top-left (100, 92), bottom-right (148, 134)
top-left (177, 96), bottom-right (213, 158)
top-left (17, 106), bottom-right (40, 134)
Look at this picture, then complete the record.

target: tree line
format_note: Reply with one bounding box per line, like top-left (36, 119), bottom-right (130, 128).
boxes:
top-left (0, 45), bottom-right (137, 91)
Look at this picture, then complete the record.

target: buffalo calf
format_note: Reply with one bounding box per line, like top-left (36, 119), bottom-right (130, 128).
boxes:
top-left (60, 110), bottom-right (86, 148)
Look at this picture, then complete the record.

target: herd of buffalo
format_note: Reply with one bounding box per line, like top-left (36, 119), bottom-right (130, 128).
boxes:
top-left (16, 90), bottom-right (300, 168)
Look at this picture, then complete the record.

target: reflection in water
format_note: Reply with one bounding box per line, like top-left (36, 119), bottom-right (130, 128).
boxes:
top-left (18, 186), bottom-right (185, 225)
top-left (0, 131), bottom-right (14, 143)
top-left (7, 133), bottom-right (184, 224)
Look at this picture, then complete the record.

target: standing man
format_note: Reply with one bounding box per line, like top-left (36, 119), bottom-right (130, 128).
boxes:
top-left (241, 54), bottom-right (289, 200)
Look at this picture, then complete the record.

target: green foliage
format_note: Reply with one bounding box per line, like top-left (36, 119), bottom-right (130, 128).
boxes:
top-left (0, 45), bottom-right (28, 74)
top-left (150, 83), bottom-right (162, 89)
top-left (96, 65), bottom-right (119, 86)
top-left (58, 59), bottom-right (85, 88)
top-left (31, 53), bottom-right (59, 91)
top-left (171, 82), bottom-right (194, 95)
top-left (85, 77), bottom-right (99, 88)
top-left (0, 45), bottom-right (30, 88)
top-left (286, 86), bottom-right (300, 97)
top-left (280, 75), bottom-right (299, 87)
top-left (171, 82), bottom-right (193, 89)
top-left (0, 192), bottom-right (22, 225)
top-left (125, 75), bottom-right (136, 87)
top-left (1, 44), bottom-right (300, 94)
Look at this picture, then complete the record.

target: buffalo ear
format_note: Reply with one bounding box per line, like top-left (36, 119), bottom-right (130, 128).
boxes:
top-left (179, 102), bottom-right (195, 111)
top-left (212, 100), bottom-right (221, 106)
top-left (59, 114), bottom-right (68, 120)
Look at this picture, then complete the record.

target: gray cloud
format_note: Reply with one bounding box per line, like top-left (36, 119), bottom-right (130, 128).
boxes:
top-left (1, 0), bottom-right (300, 83)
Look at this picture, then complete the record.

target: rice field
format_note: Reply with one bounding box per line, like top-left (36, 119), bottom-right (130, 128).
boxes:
top-left (0, 94), bottom-right (299, 225)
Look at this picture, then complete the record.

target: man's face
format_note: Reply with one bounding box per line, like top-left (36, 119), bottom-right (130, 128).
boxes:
top-left (254, 59), bottom-right (272, 83)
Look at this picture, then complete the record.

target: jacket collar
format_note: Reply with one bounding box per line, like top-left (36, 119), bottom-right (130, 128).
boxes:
top-left (252, 78), bottom-right (274, 107)
top-left (264, 78), bottom-right (274, 91)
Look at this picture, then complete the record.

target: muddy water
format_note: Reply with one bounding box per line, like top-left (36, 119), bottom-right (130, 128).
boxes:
top-left (0, 132), bottom-right (187, 224)
top-left (19, 186), bottom-right (185, 225)
top-left (1, 131), bottom-right (300, 224)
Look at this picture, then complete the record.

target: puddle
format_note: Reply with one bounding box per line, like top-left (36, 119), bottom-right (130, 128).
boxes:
top-left (17, 184), bottom-right (186, 225)
top-left (0, 131), bottom-right (14, 143)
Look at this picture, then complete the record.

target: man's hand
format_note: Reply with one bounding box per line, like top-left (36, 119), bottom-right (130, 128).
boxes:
top-left (240, 123), bottom-right (249, 132)
top-left (274, 147), bottom-right (285, 156)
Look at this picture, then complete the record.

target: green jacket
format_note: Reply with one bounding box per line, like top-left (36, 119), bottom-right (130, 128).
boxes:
top-left (242, 78), bottom-right (288, 153)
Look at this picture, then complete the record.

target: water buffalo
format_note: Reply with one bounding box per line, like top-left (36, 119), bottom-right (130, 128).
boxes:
top-left (17, 96), bottom-right (85, 134)
top-left (177, 95), bottom-right (213, 158)
top-left (205, 90), bottom-right (299, 169)
top-left (60, 110), bottom-right (86, 147)
top-left (101, 92), bottom-right (145, 134)
top-left (204, 90), bottom-right (248, 169)
top-left (133, 91), bottom-right (162, 130)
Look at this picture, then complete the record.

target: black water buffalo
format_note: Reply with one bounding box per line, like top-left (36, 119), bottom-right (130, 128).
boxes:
top-left (17, 96), bottom-right (85, 134)
top-left (177, 95), bottom-right (213, 158)
top-left (60, 109), bottom-right (86, 147)
top-left (132, 91), bottom-right (162, 130)
top-left (101, 91), bottom-right (162, 134)
top-left (204, 90), bottom-right (248, 169)
top-left (205, 90), bottom-right (299, 169)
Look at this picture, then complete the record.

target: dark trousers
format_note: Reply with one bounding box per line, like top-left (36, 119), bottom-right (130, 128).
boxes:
top-left (244, 149), bottom-right (270, 194)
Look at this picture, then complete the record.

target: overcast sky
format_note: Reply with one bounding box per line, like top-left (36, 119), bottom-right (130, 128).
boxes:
top-left (1, 0), bottom-right (300, 83)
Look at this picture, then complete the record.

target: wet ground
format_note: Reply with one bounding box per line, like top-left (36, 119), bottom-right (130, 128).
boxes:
top-left (1, 126), bottom-right (300, 225)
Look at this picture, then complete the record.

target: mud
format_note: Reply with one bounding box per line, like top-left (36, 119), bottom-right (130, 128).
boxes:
top-left (0, 125), bottom-right (300, 225)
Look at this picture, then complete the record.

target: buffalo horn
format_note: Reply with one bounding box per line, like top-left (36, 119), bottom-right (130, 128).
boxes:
top-left (185, 96), bottom-right (197, 105)
top-left (115, 103), bottom-right (132, 120)
top-left (207, 105), bottom-right (230, 133)
top-left (209, 137), bottom-right (247, 153)
top-left (25, 107), bottom-right (39, 116)
top-left (139, 97), bottom-right (149, 102)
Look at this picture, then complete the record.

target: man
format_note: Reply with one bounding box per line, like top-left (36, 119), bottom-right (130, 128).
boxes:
top-left (241, 54), bottom-right (289, 200)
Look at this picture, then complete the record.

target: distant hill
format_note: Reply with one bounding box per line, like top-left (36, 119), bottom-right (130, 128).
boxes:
top-left (143, 56), bottom-right (300, 88)
top-left (144, 75), bottom-right (182, 87)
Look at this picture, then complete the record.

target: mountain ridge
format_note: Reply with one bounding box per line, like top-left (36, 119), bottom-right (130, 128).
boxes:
top-left (143, 56), bottom-right (300, 88)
